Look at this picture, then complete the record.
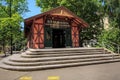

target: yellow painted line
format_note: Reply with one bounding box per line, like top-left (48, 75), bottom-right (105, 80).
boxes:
top-left (20, 76), bottom-right (32, 80)
top-left (48, 76), bottom-right (60, 80)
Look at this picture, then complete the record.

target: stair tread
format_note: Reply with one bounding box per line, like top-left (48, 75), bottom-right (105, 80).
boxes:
top-left (25, 51), bottom-right (104, 55)
top-left (9, 54), bottom-right (119, 62)
top-left (22, 52), bottom-right (105, 58)
top-left (3, 56), bottom-right (120, 66)
top-left (1, 58), bottom-right (120, 71)
top-left (28, 47), bottom-right (104, 52)
top-left (0, 48), bottom-right (119, 71)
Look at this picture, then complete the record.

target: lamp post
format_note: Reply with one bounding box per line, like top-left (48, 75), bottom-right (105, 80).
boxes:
top-left (9, 0), bottom-right (13, 55)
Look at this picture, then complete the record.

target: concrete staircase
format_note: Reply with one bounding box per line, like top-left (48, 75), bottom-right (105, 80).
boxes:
top-left (0, 48), bottom-right (120, 71)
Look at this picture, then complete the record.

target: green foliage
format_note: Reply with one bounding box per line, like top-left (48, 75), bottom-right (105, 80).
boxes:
top-left (0, 13), bottom-right (22, 28)
top-left (98, 28), bottom-right (120, 52)
top-left (102, 0), bottom-right (120, 28)
top-left (0, 0), bottom-right (28, 52)
top-left (36, 0), bottom-right (60, 12)
top-left (0, 0), bottom-right (28, 15)
top-left (12, 31), bottom-right (27, 51)
top-left (97, 0), bottom-right (120, 52)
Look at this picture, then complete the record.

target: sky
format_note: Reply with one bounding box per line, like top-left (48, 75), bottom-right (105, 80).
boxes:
top-left (23, 0), bottom-right (41, 19)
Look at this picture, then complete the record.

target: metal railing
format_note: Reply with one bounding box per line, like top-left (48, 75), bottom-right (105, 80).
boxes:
top-left (89, 40), bottom-right (120, 54)
top-left (102, 41), bottom-right (120, 54)
top-left (108, 41), bottom-right (119, 54)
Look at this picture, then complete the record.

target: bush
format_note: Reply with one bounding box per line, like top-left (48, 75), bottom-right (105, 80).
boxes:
top-left (98, 28), bottom-right (120, 53)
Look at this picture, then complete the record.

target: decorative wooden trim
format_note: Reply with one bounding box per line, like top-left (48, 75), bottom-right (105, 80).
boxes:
top-left (71, 25), bottom-right (79, 47)
top-left (31, 18), bottom-right (44, 49)
top-left (25, 6), bottom-right (89, 28)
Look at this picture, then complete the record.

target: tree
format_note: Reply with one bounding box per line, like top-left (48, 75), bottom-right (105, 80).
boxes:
top-left (0, 0), bottom-right (28, 55)
top-left (97, 0), bottom-right (120, 52)
top-left (98, 28), bottom-right (120, 52)
top-left (102, 0), bottom-right (120, 29)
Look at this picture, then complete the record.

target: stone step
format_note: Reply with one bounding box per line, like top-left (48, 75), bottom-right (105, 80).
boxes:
top-left (9, 54), bottom-right (118, 62)
top-left (21, 52), bottom-right (105, 58)
top-left (25, 50), bottom-right (106, 55)
top-left (3, 56), bottom-right (120, 66)
top-left (1, 58), bottom-right (120, 71)
top-left (0, 48), bottom-right (119, 71)
top-left (28, 48), bottom-right (104, 52)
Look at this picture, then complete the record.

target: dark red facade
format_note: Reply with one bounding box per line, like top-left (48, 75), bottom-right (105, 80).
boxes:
top-left (24, 6), bottom-right (88, 49)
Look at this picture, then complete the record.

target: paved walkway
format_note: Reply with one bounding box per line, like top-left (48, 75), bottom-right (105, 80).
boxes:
top-left (0, 62), bottom-right (120, 80)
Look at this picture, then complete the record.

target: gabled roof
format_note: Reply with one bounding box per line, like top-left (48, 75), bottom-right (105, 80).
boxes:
top-left (25, 6), bottom-right (89, 27)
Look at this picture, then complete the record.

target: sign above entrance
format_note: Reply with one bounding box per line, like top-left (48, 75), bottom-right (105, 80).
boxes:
top-left (45, 20), bottom-right (70, 29)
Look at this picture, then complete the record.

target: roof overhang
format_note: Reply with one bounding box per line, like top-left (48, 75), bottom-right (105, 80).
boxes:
top-left (24, 6), bottom-right (89, 28)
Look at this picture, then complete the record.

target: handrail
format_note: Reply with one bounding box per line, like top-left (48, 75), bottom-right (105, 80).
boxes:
top-left (103, 41), bottom-right (120, 47)
top-left (91, 41), bottom-right (120, 54)
top-left (89, 41), bottom-right (116, 59)
top-left (107, 41), bottom-right (119, 46)
top-left (102, 41), bottom-right (120, 54)
top-left (88, 39), bottom-right (120, 54)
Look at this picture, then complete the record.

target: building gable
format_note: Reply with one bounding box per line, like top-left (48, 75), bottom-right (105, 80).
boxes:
top-left (49, 7), bottom-right (74, 17)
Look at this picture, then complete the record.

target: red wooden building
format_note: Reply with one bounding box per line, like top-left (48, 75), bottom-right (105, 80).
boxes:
top-left (24, 6), bottom-right (88, 49)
